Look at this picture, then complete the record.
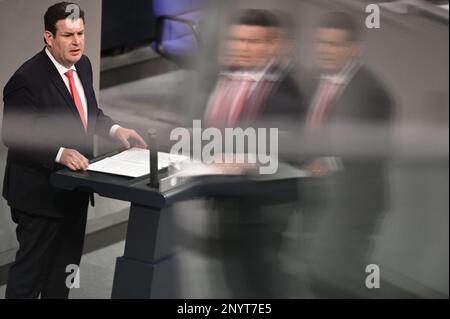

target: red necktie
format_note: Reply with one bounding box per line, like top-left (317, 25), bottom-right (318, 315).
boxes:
top-left (205, 77), bottom-right (232, 127)
top-left (65, 70), bottom-right (87, 132)
top-left (206, 76), bottom-right (254, 128)
top-left (227, 78), bottom-right (254, 127)
top-left (308, 78), bottom-right (337, 126)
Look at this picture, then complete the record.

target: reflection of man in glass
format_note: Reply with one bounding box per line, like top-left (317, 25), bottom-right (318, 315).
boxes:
top-left (204, 9), bottom-right (304, 129)
top-left (221, 17), bottom-right (281, 70)
top-left (303, 11), bottom-right (392, 175)
top-left (300, 12), bottom-right (393, 298)
top-left (202, 9), bottom-right (304, 298)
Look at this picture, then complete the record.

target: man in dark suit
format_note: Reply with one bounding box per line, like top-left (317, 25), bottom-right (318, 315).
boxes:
top-left (299, 12), bottom-right (393, 298)
top-left (200, 9), bottom-right (304, 298)
top-left (2, 2), bottom-right (147, 298)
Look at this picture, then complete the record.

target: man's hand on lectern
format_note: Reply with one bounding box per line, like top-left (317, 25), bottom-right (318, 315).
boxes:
top-left (61, 149), bottom-right (89, 171)
top-left (114, 127), bottom-right (148, 149)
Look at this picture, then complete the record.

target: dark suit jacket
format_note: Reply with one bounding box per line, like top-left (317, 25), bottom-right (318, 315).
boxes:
top-left (203, 66), bottom-right (306, 129)
top-left (2, 49), bottom-right (115, 217)
top-left (244, 70), bottom-right (305, 124)
top-left (306, 65), bottom-right (392, 124)
top-left (305, 65), bottom-right (394, 212)
top-left (299, 66), bottom-right (395, 298)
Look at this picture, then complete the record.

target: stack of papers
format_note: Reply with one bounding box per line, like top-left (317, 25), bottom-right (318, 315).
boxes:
top-left (88, 148), bottom-right (188, 178)
top-left (88, 148), bottom-right (308, 180)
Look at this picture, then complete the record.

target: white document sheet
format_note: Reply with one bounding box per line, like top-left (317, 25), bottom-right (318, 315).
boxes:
top-left (88, 147), bottom-right (188, 178)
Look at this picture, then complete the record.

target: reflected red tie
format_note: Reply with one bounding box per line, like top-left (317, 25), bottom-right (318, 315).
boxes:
top-left (227, 78), bottom-right (254, 127)
top-left (65, 70), bottom-right (87, 133)
top-left (206, 76), bottom-right (255, 128)
top-left (308, 78), bottom-right (337, 126)
top-left (206, 77), bottom-right (232, 127)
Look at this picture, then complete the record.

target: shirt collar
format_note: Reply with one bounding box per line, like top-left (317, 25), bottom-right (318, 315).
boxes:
top-left (321, 60), bottom-right (362, 85)
top-left (220, 59), bottom-right (279, 82)
top-left (45, 47), bottom-right (77, 77)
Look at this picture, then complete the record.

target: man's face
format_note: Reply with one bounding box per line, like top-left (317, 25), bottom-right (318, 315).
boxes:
top-left (223, 24), bottom-right (280, 70)
top-left (45, 18), bottom-right (85, 68)
top-left (316, 28), bottom-right (359, 73)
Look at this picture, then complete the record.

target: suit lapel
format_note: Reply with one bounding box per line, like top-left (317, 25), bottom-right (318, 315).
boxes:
top-left (328, 68), bottom-right (364, 121)
top-left (41, 49), bottom-right (79, 118)
top-left (42, 49), bottom-right (94, 134)
top-left (75, 60), bottom-right (95, 136)
top-left (246, 78), bottom-right (274, 119)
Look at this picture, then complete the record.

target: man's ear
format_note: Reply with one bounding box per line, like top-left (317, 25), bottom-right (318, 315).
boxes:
top-left (44, 31), bottom-right (54, 47)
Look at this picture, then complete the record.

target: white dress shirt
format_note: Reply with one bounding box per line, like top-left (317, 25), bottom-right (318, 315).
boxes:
top-left (45, 48), bottom-right (120, 163)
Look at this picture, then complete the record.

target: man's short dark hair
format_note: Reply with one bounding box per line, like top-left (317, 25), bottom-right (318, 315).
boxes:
top-left (44, 2), bottom-right (85, 36)
top-left (232, 9), bottom-right (281, 28)
top-left (320, 12), bottom-right (360, 42)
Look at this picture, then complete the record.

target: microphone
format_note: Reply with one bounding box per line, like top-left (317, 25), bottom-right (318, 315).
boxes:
top-left (148, 129), bottom-right (159, 188)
